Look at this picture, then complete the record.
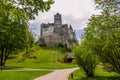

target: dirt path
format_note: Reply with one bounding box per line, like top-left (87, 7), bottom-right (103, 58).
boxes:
top-left (34, 68), bottom-right (78, 80)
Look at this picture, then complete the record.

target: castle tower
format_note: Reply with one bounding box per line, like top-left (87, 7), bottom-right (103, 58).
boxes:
top-left (54, 13), bottom-right (62, 28)
top-left (39, 13), bottom-right (77, 47)
top-left (69, 25), bottom-right (74, 39)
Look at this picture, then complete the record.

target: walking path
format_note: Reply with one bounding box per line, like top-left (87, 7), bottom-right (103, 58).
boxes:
top-left (34, 68), bottom-right (78, 80)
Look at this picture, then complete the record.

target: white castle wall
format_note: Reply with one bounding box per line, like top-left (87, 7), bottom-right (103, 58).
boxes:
top-left (42, 25), bottom-right (54, 37)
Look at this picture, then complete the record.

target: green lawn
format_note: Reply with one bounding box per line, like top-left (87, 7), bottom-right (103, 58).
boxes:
top-left (6, 62), bottom-right (76, 69)
top-left (6, 47), bottom-right (76, 69)
top-left (0, 71), bottom-right (51, 80)
top-left (0, 46), bottom-right (76, 80)
top-left (69, 66), bottom-right (120, 80)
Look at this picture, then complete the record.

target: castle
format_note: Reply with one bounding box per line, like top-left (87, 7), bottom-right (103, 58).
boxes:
top-left (39, 13), bottom-right (76, 47)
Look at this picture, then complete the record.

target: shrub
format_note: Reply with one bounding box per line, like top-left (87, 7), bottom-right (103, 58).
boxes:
top-left (73, 45), bottom-right (97, 77)
top-left (38, 42), bottom-right (46, 47)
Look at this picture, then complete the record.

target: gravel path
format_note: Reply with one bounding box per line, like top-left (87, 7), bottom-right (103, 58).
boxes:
top-left (34, 68), bottom-right (78, 80)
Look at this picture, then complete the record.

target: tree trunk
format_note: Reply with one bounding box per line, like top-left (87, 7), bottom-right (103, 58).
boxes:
top-left (86, 69), bottom-right (94, 77)
top-left (87, 73), bottom-right (94, 77)
top-left (0, 48), bottom-right (4, 66)
top-left (3, 51), bottom-right (9, 66)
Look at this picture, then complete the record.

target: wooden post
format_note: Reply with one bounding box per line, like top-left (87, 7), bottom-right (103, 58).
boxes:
top-left (71, 73), bottom-right (73, 79)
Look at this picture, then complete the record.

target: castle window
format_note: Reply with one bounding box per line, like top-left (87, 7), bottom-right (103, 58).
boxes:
top-left (44, 28), bottom-right (48, 31)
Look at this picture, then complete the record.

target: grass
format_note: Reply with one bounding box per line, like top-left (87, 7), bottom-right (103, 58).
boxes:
top-left (0, 71), bottom-right (52, 80)
top-left (0, 46), bottom-right (76, 80)
top-left (6, 46), bottom-right (76, 69)
top-left (5, 62), bottom-right (76, 69)
top-left (69, 66), bottom-right (120, 80)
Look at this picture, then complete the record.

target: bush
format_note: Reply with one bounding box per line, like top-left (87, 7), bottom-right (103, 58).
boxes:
top-left (56, 43), bottom-right (64, 47)
top-left (38, 42), bottom-right (46, 47)
top-left (73, 45), bottom-right (97, 77)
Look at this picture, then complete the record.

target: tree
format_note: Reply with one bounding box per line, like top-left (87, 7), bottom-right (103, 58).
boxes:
top-left (26, 30), bottom-right (35, 53)
top-left (83, 0), bottom-right (120, 74)
top-left (73, 42), bottom-right (98, 77)
top-left (0, 20), bottom-right (27, 66)
top-left (0, 0), bottom-right (53, 66)
top-left (0, 0), bottom-right (54, 20)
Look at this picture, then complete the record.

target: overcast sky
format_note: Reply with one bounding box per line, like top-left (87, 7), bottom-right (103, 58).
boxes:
top-left (30, 0), bottom-right (101, 38)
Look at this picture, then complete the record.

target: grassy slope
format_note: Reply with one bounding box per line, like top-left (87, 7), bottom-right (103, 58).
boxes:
top-left (6, 46), bottom-right (76, 69)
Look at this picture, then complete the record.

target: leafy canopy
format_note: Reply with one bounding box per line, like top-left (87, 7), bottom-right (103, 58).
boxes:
top-left (0, 0), bottom-right (54, 66)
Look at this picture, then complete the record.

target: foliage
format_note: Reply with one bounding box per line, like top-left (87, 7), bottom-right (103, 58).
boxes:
top-left (83, 0), bottom-right (120, 74)
top-left (6, 47), bottom-right (77, 69)
top-left (56, 43), bottom-right (65, 48)
top-left (86, 15), bottom-right (120, 73)
top-left (55, 43), bottom-right (73, 53)
top-left (68, 66), bottom-right (120, 80)
top-left (0, 0), bottom-right (53, 66)
top-left (94, 0), bottom-right (119, 12)
top-left (73, 44), bottom-right (98, 77)
top-left (0, 0), bottom-right (54, 20)
top-left (38, 42), bottom-right (46, 47)
top-left (0, 20), bottom-right (27, 66)
top-left (28, 32), bottom-right (35, 48)
top-left (26, 31), bottom-right (35, 53)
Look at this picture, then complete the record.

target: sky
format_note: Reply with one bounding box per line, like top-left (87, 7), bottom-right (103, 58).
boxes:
top-left (29, 0), bottom-right (101, 39)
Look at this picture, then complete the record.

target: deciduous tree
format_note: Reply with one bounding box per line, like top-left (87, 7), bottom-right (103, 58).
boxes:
top-left (0, 0), bottom-right (53, 66)
top-left (83, 0), bottom-right (120, 74)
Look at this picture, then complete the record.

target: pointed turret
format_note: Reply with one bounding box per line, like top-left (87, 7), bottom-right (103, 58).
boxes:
top-left (69, 25), bottom-right (73, 30)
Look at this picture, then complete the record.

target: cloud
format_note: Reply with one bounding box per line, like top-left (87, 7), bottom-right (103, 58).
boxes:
top-left (29, 0), bottom-right (101, 39)
top-left (62, 14), bottom-right (89, 29)
top-left (29, 12), bottom-right (88, 35)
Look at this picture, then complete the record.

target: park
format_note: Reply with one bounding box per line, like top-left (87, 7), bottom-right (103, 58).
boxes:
top-left (0, 0), bottom-right (120, 80)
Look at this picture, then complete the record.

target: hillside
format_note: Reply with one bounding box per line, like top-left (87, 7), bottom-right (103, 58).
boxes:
top-left (6, 46), bottom-right (76, 69)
